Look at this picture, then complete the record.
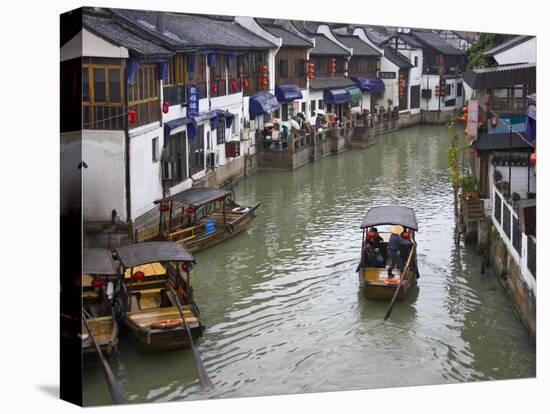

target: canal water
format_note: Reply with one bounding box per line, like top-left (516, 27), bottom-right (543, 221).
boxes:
top-left (83, 125), bottom-right (535, 405)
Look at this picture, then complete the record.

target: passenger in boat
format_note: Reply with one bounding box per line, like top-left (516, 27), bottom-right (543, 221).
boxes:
top-left (365, 228), bottom-right (385, 267)
top-left (387, 225), bottom-right (412, 278)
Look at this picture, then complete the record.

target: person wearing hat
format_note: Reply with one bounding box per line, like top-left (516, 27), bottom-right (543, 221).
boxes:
top-left (387, 225), bottom-right (412, 278)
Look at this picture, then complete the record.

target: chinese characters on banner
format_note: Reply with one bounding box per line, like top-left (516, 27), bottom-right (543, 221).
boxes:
top-left (466, 99), bottom-right (478, 141)
top-left (187, 84), bottom-right (199, 116)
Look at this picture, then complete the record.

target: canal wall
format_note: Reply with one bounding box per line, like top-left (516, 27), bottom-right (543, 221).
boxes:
top-left (421, 109), bottom-right (456, 125)
top-left (488, 225), bottom-right (536, 341)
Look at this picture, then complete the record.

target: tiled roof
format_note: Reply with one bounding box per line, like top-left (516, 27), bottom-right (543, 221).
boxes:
top-left (262, 24), bottom-right (313, 47)
top-left (310, 35), bottom-right (350, 56)
top-left (410, 30), bottom-right (465, 55)
top-left (362, 27), bottom-right (392, 46)
top-left (463, 63), bottom-right (536, 89)
top-left (396, 33), bottom-right (423, 48)
top-left (483, 35), bottom-right (534, 57)
top-left (383, 47), bottom-right (413, 69)
top-left (309, 75), bottom-right (355, 90)
top-left (82, 10), bottom-right (174, 58)
top-left (475, 132), bottom-right (532, 151)
top-left (111, 8), bottom-right (276, 50)
top-left (336, 35), bottom-right (381, 57)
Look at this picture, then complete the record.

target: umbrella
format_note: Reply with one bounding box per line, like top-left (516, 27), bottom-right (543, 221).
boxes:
top-left (315, 109), bottom-right (325, 115)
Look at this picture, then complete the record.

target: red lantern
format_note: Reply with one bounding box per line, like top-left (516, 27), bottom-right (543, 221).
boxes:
top-left (230, 79), bottom-right (236, 93)
top-left (186, 207), bottom-right (195, 215)
top-left (128, 110), bottom-right (136, 124)
top-left (260, 65), bottom-right (268, 72)
top-left (434, 85), bottom-right (440, 97)
top-left (491, 116), bottom-right (498, 128)
top-left (242, 78), bottom-right (249, 89)
top-left (91, 279), bottom-right (104, 288)
top-left (132, 271), bottom-right (145, 282)
top-left (530, 152), bottom-right (536, 167)
top-left (159, 203), bottom-right (170, 212)
top-left (211, 82), bottom-right (217, 95)
top-left (181, 262), bottom-right (193, 273)
top-left (162, 101), bottom-right (170, 114)
top-left (461, 106), bottom-right (468, 114)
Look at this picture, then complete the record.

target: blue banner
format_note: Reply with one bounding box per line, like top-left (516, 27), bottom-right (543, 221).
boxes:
top-left (187, 84), bottom-right (200, 117)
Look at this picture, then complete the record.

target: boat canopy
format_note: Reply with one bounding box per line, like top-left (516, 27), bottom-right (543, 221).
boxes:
top-left (83, 248), bottom-right (117, 275)
top-left (154, 187), bottom-right (231, 207)
top-left (360, 205), bottom-right (418, 230)
top-left (116, 242), bottom-right (194, 268)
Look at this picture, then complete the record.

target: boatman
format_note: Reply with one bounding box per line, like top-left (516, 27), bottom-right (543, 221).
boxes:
top-left (387, 225), bottom-right (412, 279)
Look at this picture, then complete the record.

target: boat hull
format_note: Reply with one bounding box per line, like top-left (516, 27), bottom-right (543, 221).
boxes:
top-left (359, 267), bottom-right (417, 300)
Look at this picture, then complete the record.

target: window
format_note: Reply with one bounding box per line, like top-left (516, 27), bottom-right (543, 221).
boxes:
top-left (301, 102), bottom-right (306, 114)
top-left (163, 55), bottom-right (187, 105)
top-left (414, 56), bottom-right (418, 67)
top-left (82, 63), bottom-right (124, 130)
top-left (152, 137), bottom-right (159, 162)
top-left (310, 100), bottom-right (316, 117)
top-left (318, 99), bottom-right (324, 110)
top-left (445, 84), bottom-right (452, 97)
top-left (217, 118), bottom-right (226, 145)
top-left (61, 59), bottom-right (82, 132)
top-left (128, 64), bottom-right (160, 128)
top-left (457, 82), bottom-right (463, 97)
top-left (278, 59), bottom-right (289, 78)
top-left (189, 125), bottom-right (205, 175)
top-left (282, 104), bottom-right (288, 121)
top-left (210, 54), bottom-right (227, 97)
top-left (162, 131), bottom-right (187, 185)
top-left (295, 59), bottom-right (306, 77)
top-left (188, 54), bottom-right (207, 98)
top-left (231, 114), bottom-right (239, 138)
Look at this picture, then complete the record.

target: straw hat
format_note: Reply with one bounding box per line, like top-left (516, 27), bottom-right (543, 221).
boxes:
top-left (391, 225), bottom-right (404, 235)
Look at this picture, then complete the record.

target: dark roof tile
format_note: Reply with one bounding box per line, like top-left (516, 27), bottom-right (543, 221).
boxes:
top-left (310, 35), bottom-right (350, 56)
top-left (383, 47), bottom-right (413, 69)
top-left (309, 75), bottom-right (355, 90)
top-left (336, 35), bottom-right (381, 57)
top-left (263, 24), bottom-right (313, 47)
top-left (410, 30), bottom-right (465, 55)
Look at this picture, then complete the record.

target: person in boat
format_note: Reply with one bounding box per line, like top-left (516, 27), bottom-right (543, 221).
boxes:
top-left (400, 229), bottom-right (419, 279)
top-left (387, 225), bottom-right (412, 278)
top-left (364, 228), bottom-right (385, 267)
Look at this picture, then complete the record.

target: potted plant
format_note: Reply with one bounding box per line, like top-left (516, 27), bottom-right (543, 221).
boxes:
top-left (460, 174), bottom-right (479, 199)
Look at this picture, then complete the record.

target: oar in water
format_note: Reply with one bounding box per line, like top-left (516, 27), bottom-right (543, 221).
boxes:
top-left (166, 281), bottom-right (213, 390)
top-left (383, 243), bottom-right (416, 321)
top-left (82, 313), bottom-right (125, 404)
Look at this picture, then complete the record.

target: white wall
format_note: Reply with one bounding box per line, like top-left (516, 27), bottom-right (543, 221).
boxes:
top-left (379, 58), bottom-right (399, 108)
top-left (494, 37), bottom-right (536, 65)
top-left (421, 74), bottom-right (443, 111)
top-left (80, 130), bottom-right (127, 221)
top-left (307, 90), bottom-right (324, 123)
top-left (128, 123), bottom-right (164, 220)
top-left (61, 29), bottom-right (129, 62)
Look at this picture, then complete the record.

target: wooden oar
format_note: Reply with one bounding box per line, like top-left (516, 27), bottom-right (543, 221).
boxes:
top-left (166, 281), bottom-right (213, 390)
top-left (383, 242), bottom-right (416, 321)
top-left (82, 313), bottom-right (125, 404)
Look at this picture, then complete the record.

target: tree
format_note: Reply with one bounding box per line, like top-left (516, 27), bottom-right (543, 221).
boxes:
top-left (467, 33), bottom-right (515, 68)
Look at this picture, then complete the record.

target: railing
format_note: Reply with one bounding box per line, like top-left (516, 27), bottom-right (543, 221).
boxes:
top-left (491, 186), bottom-right (536, 281)
top-left (260, 130), bottom-right (312, 154)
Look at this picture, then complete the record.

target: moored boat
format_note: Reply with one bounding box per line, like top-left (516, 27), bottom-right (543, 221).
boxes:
top-left (116, 241), bottom-right (205, 352)
top-left (358, 205), bottom-right (419, 301)
top-left (135, 187), bottom-right (260, 253)
top-left (81, 248), bottom-right (120, 356)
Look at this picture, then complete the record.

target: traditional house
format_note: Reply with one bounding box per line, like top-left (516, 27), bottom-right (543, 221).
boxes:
top-left (437, 30), bottom-right (474, 51)
top-left (110, 9), bottom-right (278, 207)
top-left (383, 32), bottom-right (424, 116)
top-left (61, 7), bottom-right (174, 223)
top-left (408, 29), bottom-right (467, 120)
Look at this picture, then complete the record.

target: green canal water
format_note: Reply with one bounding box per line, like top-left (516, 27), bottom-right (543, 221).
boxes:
top-left (83, 125), bottom-right (535, 405)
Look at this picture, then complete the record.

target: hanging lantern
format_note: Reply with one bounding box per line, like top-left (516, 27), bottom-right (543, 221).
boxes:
top-left (461, 106), bottom-right (468, 114)
top-left (211, 82), bottom-right (217, 95)
top-left (132, 271), bottom-right (145, 282)
top-left (242, 78), bottom-right (249, 89)
top-left (491, 116), bottom-right (498, 128)
top-left (159, 202), bottom-right (170, 212)
top-left (181, 262), bottom-right (193, 273)
top-left (91, 279), bottom-right (104, 288)
top-left (230, 79), bottom-right (237, 93)
top-left (128, 110), bottom-right (136, 124)
top-left (530, 152), bottom-right (536, 166)
top-left (434, 85), bottom-right (440, 97)
top-left (186, 206), bottom-right (195, 215)
top-left (260, 65), bottom-right (268, 72)
top-left (162, 101), bottom-right (170, 114)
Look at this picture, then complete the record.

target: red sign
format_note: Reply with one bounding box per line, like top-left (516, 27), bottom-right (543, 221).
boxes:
top-left (466, 99), bottom-right (479, 141)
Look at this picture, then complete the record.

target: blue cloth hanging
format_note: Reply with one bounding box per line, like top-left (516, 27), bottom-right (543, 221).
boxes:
top-left (207, 53), bottom-right (216, 68)
top-left (126, 57), bottom-right (140, 84)
top-left (158, 61), bottom-right (168, 81)
top-left (225, 54), bottom-right (234, 70)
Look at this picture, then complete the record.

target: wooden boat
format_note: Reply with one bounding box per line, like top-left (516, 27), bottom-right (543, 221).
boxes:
top-left (81, 248), bottom-right (119, 356)
top-left (358, 205), bottom-right (419, 300)
top-left (116, 242), bottom-right (205, 352)
top-left (135, 186), bottom-right (260, 253)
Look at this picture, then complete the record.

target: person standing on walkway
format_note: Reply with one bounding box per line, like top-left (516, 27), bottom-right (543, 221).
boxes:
top-left (387, 225), bottom-right (412, 278)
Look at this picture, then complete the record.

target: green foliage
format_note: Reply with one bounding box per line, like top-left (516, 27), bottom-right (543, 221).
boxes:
top-left (467, 33), bottom-right (515, 68)
top-left (459, 174), bottom-right (478, 194)
top-left (447, 117), bottom-right (460, 192)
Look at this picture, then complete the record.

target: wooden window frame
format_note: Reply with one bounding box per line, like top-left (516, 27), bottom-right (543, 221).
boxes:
top-left (82, 63), bottom-right (124, 129)
top-left (128, 64), bottom-right (161, 128)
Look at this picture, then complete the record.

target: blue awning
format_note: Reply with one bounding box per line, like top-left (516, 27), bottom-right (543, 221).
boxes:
top-left (164, 117), bottom-right (197, 145)
top-left (352, 77), bottom-right (385, 93)
top-left (323, 88), bottom-right (348, 104)
top-left (275, 84), bottom-right (303, 102)
top-left (211, 109), bottom-right (235, 129)
top-left (249, 92), bottom-right (279, 117)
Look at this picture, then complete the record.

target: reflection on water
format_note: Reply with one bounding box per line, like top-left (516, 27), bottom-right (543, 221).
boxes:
top-left (83, 125), bottom-right (535, 405)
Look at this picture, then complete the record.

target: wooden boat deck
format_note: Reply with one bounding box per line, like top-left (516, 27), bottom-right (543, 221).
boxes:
top-left (82, 316), bottom-right (117, 351)
top-left (127, 306), bottom-right (199, 328)
top-left (363, 267), bottom-right (403, 286)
